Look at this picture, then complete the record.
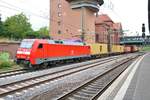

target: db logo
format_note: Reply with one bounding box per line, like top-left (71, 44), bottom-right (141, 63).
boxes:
top-left (71, 50), bottom-right (74, 55)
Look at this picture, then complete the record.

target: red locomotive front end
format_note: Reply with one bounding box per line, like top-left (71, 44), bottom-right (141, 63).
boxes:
top-left (16, 39), bottom-right (35, 66)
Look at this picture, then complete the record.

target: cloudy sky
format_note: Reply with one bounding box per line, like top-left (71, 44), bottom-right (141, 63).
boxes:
top-left (100, 0), bottom-right (148, 36)
top-left (0, 0), bottom-right (49, 30)
top-left (0, 0), bottom-right (149, 36)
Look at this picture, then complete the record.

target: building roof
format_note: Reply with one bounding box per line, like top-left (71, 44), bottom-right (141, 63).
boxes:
top-left (113, 23), bottom-right (122, 30)
top-left (66, 0), bottom-right (104, 6)
top-left (95, 14), bottom-right (113, 24)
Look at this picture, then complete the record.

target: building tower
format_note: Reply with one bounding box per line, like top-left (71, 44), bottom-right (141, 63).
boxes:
top-left (50, 0), bottom-right (104, 43)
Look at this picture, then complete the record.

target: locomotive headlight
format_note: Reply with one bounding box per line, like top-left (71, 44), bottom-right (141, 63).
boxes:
top-left (25, 52), bottom-right (30, 55)
top-left (17, 51), bottom-right (30, 55)
top-left (17, 51), bottom-right (22, 54)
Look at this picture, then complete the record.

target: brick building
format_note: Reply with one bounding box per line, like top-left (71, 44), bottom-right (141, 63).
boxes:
top-left (95, 14), bottom-right (122, 44)
top-left (50, 0), bottom-right (104, 44)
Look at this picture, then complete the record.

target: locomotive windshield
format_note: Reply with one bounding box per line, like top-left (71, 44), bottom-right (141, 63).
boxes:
top-left (20, 39), bottom-right (35, 48)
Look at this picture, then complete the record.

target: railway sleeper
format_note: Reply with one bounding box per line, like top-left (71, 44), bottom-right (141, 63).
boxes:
top-left (87, 85), bottom-right (102, 89)
top-left (84, 87), bottom-right (101, 91)
top-left (76, 91), bottom-right (94, 97)
top-left (72, 94), bottom-right (90, 100)
top-left (80, 89), bottom-right (97, 94)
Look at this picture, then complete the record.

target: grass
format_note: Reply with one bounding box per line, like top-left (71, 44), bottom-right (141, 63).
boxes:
top-left (0, 64), bottom-right (22, 72)
top-left (0, 52), bottom-right (9, 61)
top-left (141, 45), bottom-right (150, 51)
top-left (0, 52), bottom-right (22, 72)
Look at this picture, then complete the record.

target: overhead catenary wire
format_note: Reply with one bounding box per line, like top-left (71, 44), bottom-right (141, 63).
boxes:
top-left (0, 4), bottom-right (81, 32)
top-left (0, 0), bottom-right (82, 31)
top-left (0, 0), bottom-right (49, 20)
top-left (99, 0), bottom-right (124, 22)
top-left (1, 0), bottom-right (121, 34)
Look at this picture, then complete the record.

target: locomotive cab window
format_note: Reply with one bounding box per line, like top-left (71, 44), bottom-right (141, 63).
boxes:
top-left (38, 44), bottom-right (43, 49)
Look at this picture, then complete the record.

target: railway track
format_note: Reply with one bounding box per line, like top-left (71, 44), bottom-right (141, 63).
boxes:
top-left (0, 54), bottom-right (123, 79)
top-left (57, 56), bottom-right (137, 100)
top-left (0, 69), bottom-right (28, 78)
top-left (0, 53), bottom-right (141, 79)
top-left (0, 54), bottom-right (134, 98)
top-left (0, 54), bottom-right (129, 81)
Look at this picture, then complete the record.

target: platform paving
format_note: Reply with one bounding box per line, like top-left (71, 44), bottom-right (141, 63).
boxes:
top-left (122, 53), bottom-right (150, 100)
top-left (112, 53), bottom-right (150, 100)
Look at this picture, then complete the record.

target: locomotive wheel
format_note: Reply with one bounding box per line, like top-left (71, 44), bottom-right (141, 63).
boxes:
top-left (28, 63), bottom-right (32, 68)
top-left (15, 60), bottom-right (21, 64)
top-left (42, 62), bottom-right (48, 68)
top-left (28, 63), bottom-right (41, 70)
top-left (28, 63), bottom-right (35, 70)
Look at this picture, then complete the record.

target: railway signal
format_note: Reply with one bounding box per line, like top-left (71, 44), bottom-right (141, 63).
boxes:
top-left (142, 23), bottom-right (146, 39)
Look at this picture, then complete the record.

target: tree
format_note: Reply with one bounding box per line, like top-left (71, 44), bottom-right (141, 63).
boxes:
top-left (4, 13), bottom-right (33, 39)
top-left (37, 26), bottom-right (50, 38)
top-left (0, 15), bottom-right (5, 37)
top-left (25, 31), bottom-right (40, 39)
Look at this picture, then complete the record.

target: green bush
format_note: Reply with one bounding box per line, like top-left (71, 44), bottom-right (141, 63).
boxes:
top-left (0, 52), bottom-right (9, 61)
top-left (0, 61), bottom-right (12, 68)
top-left (0, 52), bottom-right (12, 69)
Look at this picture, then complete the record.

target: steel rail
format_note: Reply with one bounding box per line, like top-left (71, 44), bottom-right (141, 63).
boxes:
top-left (0, 55), bottom-right (128, 97)
top-left (57, 56), bottom-right (138, 100)
top-left (0, 53), bottom-right (124, 78)
top-left (0, 69), bottom-right (27, 78)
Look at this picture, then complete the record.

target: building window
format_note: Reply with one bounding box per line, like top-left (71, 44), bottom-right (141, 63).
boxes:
top-left (66, 29), bottom-right (68, 32)
top-left (96, 34), bottom-right (99, 42)
top-left (58, 21), bottom-right (61, 25)
top-left (58, 12), bottom-right (62, 17)
top-left (58, 30), bottom-right (61, 34)
top-left (58, 4), bottom-right (62, 8)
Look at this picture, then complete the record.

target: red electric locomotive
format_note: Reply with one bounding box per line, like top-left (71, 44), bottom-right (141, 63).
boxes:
top-left (16, 39), bottom-right (91, 68)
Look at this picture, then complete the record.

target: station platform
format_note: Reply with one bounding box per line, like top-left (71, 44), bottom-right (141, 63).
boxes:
top-left (98, 52), bottom-right (150, 100)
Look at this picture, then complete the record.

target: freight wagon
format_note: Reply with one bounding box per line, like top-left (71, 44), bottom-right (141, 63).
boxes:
top-left (124, 45), bottom-right (139, 53)
top-left (124, 45), bottom-right (131, 53)
top-left (89, 43), bottom-right (108, 58)
top-left (111, 45), bottom-right (124, 54)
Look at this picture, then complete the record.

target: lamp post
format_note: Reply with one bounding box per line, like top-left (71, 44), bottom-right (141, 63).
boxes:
top-left (81, 6), bottom-right (85, 42)
top-left (108, 28), bottom-right (129, 53)
top-left (107, 28), bottom-right (112, 53)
